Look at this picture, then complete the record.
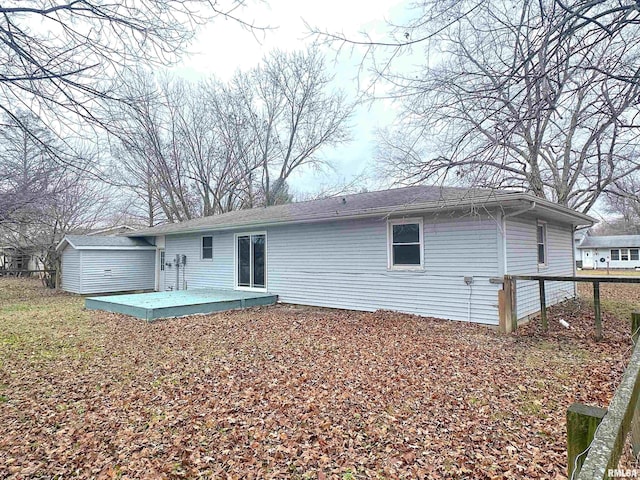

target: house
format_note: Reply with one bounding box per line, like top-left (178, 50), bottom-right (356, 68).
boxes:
top-left (577, 235), bottom-right (640, 270)
top-left (58, 186), bottom-right (594, 325)
top-left (56, 235), bottom-right (157, 294)
top-left (0, 243), bottom-right (43, 272)
top-left (1, 225), bottom-right (138, 275)
top-left (573, 228), bottom-right (590, 268)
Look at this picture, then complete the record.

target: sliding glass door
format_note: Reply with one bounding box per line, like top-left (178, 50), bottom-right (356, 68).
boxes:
top-left (236, 233), bottom-right (266, 289)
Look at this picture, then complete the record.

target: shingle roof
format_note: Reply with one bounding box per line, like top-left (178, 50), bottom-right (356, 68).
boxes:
top-left (60, 235), bottom-right (153, 249)
top-left (127, 185), bottom-right (595, 237)
top-left (128, 186), bottom-right (496, 236)
top-left (578, 235), bottom-right (640, 249)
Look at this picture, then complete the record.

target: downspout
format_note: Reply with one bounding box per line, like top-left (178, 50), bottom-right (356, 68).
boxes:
top-left (501, 201), bottom-right (537, 274)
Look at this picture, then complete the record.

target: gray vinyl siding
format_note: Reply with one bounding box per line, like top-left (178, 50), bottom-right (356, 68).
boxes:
top-left (164, 232), bottom-right (234, 291)
top-left (506, 216), bottom-right (575, 319)
top-left (61, 247), bottom-right (81, 293)
top-left (163, 213), bottom-right (503, 325)
top-left (59, 249), bottom-right (155, 295)
top-left (79, 250), bottom-right (156, 294)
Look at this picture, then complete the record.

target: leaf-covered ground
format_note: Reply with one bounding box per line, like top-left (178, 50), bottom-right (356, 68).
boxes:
top-left (0, 279), bottom-right (634, 479)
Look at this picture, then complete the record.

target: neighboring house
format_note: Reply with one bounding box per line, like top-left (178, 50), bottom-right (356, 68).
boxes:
top-left (573, 228), bottom-right (591, 268)
top-left (0, 225), bottom-right (138, 275)
top-left (58, 186), bottom-right (593, 325)
top-left (0, 243), bottom-right (44, 272)
top-left (56, 235), bottom-right (156, 294)
top-left (577, 235), bottom-right (640, 270)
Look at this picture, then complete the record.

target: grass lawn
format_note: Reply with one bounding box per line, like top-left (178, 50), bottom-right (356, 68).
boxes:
top-left (0, 279), bottom-right (635, 479)
top-left (578, 269), bottom-right (640, 277)
top-left (577, 269), bottom-right (640, 323)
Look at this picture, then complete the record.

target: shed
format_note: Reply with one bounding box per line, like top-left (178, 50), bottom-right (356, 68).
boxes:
top-left (57, 235), bottom-right (156, 294)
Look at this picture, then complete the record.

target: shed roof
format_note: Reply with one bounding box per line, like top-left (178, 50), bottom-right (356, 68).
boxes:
top-left (127, 185), bottom-right (595, 237)
top-left (57, 235), bottom-right (155, 251)
top-left (578, 235), bottom-right (640, 249)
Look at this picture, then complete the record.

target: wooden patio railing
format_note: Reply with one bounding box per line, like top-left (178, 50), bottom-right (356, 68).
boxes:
top-left (498, 275), bottom-right (640, 339)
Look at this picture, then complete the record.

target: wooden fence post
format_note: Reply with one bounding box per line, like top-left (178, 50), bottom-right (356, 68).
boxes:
top-left (593, 281), bottom-right (602, 341)
top-left (539, 279), bottom-right (547, 331)
top-left (498, 289), bottom-right (507, 334)
top-left (501, 276), bottom-right (517, 334)
top-left (567, 403), bottom-right (607, 478)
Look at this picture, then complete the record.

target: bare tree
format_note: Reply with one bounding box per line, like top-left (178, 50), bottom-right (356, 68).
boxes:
top-left (552, 1), bottom-right (640, 84)
top-left (106, 72), bottom-right (198, 224)
top-left (107, 71), bottom-right (262, 225)
top-left (0, 0), bottom-right (262, 176)
top-left (312, 0), bottom-right (640, 213)
top-left (235, 48), bottom-right (353, 206)
top-left (0, 110), bottom-right (106, 286)
top-left (108, 47), bottom-right (354, 224)
top-left (601, 175), bottom-right (640, 233)
top-left (366, 1), bottom-right (640, 212)
top-left (178, 79), bottom-right (263, 215)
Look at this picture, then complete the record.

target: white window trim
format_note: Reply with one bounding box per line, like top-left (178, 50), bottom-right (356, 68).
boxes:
top-left (387, 217), bottom-right (425, 271)
top-left (537, 221), bottom-right (548, 268)
top-left (620, 248), bottom-right (630, 261)
top-left (234, 231), bottom-right (268, 292)
top-left (611, 248), bottom-right (621, 261)
top-left (201, 235), bottom-right (213, 261)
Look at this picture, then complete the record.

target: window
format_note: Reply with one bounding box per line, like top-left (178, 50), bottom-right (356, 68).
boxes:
top-left (611, 249), bottom-right (620, 261)
top-left (621, 248), bottom-right (630, 261)
top-left (537, 222), bottom-right (547, 266)
top-left (202, 236), bottom-right (213, 260)
top-left (160, 250), bottom-right (165, 271)
top-left (388, 218), bottom-right (423, 269)
top-left (631, 249), bottom-right (639, 261)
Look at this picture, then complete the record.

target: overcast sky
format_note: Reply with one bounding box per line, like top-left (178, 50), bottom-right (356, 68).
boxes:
top-left (169, 0), bottom-right (412, 197)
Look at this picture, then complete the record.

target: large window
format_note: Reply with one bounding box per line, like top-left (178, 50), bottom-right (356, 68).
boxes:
top-left (537, 222), bottom-right (547, 266)
top-left (236, 233), bottom-right (266, 289)
top-left (388, 218), bottom-right (424, 269)
top-left (202, 236), bottom-right (213, 260)
top-left (612, 248), bottom-right (638, 261)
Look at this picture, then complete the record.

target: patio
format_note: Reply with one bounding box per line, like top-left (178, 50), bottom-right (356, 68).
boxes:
top-left (84, 288), bottom-right (278, 320)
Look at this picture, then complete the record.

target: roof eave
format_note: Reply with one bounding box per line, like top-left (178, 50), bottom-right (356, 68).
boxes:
top-left (55, 237), bottom-right (74, 252)
top-left (511, 193), bottom-right (595, 225)
top-left (73, 246), bottom-right (157, 251)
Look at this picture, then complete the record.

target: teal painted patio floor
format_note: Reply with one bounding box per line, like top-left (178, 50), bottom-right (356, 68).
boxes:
top-left (85, 289), bottom-right (278, 321)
